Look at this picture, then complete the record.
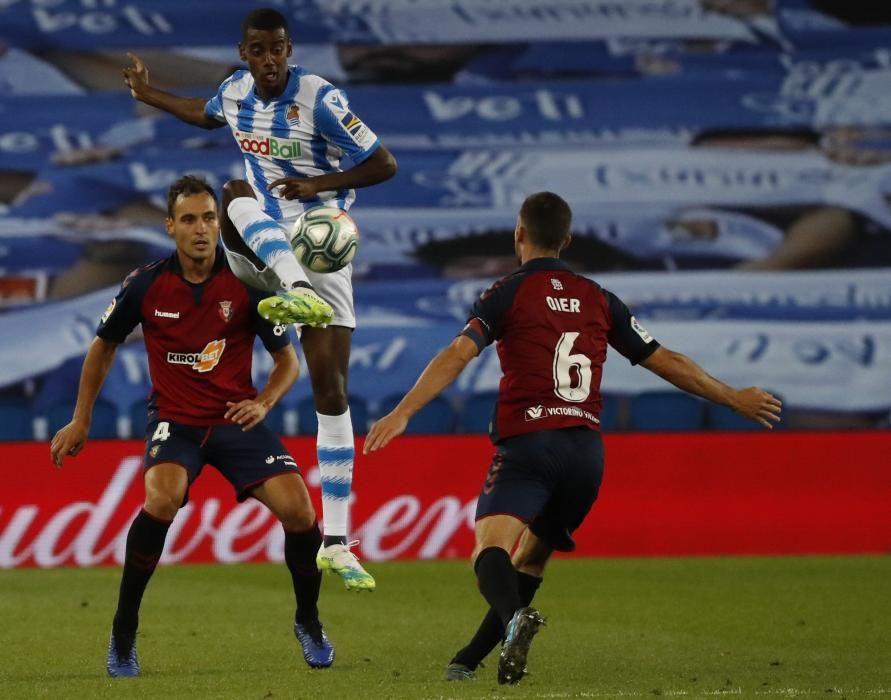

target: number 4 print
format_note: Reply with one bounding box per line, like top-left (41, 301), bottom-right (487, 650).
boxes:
top-left (553, 332), bottom-right (592, 402)
top-left (151, 421), bottom-right (171, 442)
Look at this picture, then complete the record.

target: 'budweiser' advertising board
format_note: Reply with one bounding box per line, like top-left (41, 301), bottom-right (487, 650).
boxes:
top-left (2, 433), bottom-right (889, 568)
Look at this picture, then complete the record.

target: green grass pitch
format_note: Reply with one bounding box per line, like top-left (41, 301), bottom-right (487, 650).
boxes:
top-left (1, 557), bottom-right (888, 698)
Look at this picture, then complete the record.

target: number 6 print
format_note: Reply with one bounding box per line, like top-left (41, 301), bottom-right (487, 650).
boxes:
top-left (553, 332), bottom-right (592, 402)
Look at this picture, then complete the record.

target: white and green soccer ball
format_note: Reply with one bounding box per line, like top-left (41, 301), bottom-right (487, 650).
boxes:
top-left (290, 206), bottom-right (359, 273)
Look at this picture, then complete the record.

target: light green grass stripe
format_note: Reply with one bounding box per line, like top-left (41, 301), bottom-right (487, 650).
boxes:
top-left (0, 556), bottom-right (888, 699)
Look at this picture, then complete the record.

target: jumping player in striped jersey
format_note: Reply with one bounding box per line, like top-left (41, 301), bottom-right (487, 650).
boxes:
top-left (123, 8), bottom-right (397, 591)
top-left (365, 192), bottom-right (781, 685)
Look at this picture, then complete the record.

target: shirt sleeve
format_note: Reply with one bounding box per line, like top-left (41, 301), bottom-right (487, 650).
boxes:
top-left (603, 288), bottom-right (660, 365)
top-left (314, 84), bottom-right (380, 164)
top-left (459, 276), bottom-right (517, 353)
top-left (96, 269), bottom-right (145, 343)
top-left (204, 72), bottom-right (241, 124)
top-left (251, 290), bottom-right (293, 352)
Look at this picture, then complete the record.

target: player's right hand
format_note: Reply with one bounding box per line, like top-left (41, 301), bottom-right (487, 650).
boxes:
top-left (363, 412), bottom-right (409, 454)
top-left (267, 176), bottom-right (322, 201)
top-left (123, 52), bottom-right (149, 97)
top-left (50, 420), bottom-right (90, 468)
top-left (729, 387), bottom-right (782, 429)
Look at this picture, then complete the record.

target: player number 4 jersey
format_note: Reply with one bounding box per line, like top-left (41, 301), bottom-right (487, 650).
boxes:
top-left (96, 254), bottom-right (289, 425)
top-left (461, 258), bottom-right (659, 441)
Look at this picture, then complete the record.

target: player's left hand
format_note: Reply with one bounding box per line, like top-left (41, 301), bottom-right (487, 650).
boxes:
top-left (363, 412), bottom-right (409, 454)
top-left (268, 177), bottom-right (321, 201)
top-left (123, 52), bottom-right (149, 98)
top-left (50, 420), bottom-right (90, 468)
top-left (225, 399), bottom-right (269, 431)
top-left (729, 387), bottom-right (782, 429)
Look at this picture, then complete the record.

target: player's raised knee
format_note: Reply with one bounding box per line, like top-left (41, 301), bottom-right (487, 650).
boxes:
top-left (222, 179), bottom-right (255, 203)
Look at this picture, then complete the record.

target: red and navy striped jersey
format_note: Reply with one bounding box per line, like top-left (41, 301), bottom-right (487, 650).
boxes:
top-left (461, 258), bottom-right (658, 441)
top-left (97, 252), bottom-right (289, 425)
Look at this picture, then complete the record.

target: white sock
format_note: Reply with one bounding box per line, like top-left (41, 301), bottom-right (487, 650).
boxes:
top-left (317, 409), bottom-right (354, 540)
top-left (226, 197), bottom-right (308, 288)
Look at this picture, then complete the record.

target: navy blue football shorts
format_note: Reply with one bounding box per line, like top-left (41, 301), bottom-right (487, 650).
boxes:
top-left (143, 417), bottom-right (300, 502)
top-left (475, 426), bottom-right (604, 552)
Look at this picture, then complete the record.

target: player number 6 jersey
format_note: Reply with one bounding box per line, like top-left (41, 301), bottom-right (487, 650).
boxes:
top-left (460, 258), bottom-right (659, 441)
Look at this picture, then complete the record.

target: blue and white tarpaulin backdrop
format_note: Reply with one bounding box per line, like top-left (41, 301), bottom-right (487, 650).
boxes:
top-left (1, 0), bottom-right (766, 49)
top-left (1, 0), bottom-right (889, 416)
top-left (2, 271), bottom-right (890, 413)
top-left (10, 147), bottom-right (891, 248)
top-left (5, 70), bottom-right (891, 171)
top-left (2, 0), bottom-right (887, 49)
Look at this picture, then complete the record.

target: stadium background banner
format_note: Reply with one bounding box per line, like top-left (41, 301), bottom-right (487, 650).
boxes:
top-left (1, 271), bottom-right (889, 415)
top-left (2, 432), bottom-right (889, 569)
top-left (2, 3), bottom-right (891, 428)
top-left (0, 0), bottom-right (770, 49)
top-left (5, 0), bottom-right (890, 49)
top-left (6, 68), bottom-right (891, 171)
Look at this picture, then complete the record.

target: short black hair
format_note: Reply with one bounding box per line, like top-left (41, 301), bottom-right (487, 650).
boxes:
top-left (519, 191), bottom-right (572, 250)
top-left (167, 175), bottom-right (217, 218)
top-left (241, 8), bottom-right (289, 42)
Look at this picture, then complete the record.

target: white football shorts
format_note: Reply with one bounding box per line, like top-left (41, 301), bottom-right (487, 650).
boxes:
top-left (221, 214), bottom-right (356, 329)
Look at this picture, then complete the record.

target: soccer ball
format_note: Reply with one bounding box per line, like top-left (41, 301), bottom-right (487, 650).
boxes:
top-left (290, 206), bottom-right (359, 273)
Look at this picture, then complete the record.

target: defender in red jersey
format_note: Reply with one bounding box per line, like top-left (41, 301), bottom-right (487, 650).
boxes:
top-left (365, 192), bottom-right (782, 685)
top-left (50, 176), bottom-right (335, 677)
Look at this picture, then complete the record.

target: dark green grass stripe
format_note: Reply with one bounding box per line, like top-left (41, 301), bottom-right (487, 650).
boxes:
top-left (0, 556), bottom-right (888, 699)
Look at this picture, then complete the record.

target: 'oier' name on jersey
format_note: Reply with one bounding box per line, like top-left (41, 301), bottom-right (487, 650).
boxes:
top-left (97, 254), bottom-right (289, 425)
top-left (461, 258), bottom-right (658, 441)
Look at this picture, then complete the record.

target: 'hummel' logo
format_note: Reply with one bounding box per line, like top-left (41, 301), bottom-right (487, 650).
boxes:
top-left (155, 309), bottom-right (180, 319)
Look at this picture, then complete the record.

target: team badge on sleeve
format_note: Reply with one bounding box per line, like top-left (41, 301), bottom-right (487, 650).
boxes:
top-left (630, 316), bottom-right (654, 343)
top-left (340, 111), bottom-right (364, 136)
top-left (101, 298), bottom-right (116, 323)
top-left (323, 87), bottom-right (377, 150)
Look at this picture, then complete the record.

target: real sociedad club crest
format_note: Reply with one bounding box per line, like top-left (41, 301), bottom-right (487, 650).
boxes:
top-left (286, 104), bottom-right (300, 123)
top-left (218, 300), bottom-right (233, 322)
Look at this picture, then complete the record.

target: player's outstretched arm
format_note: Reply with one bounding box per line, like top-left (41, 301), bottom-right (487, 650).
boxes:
top-left (123, 52), bottom-right (222, 129)
top-left (50, 337), bottom-right (119, 467)
top-left (269, 145), bottom-right (398, 201)
top-left (640, 346), bottom-right (781, 429)
top-left (225, 345), bottom-right (299, 432)
top-left (364, 335), bottom-right (478, 453)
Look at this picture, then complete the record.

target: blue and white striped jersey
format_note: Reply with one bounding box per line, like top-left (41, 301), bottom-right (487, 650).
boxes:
top-left (205, 65), bottom-right (380, 221)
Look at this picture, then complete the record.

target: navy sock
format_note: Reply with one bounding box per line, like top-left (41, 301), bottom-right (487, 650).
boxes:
top-left (474, 546), bottom-right (523, 629)
top-left (323, 535), bottom-right (347, 547)
top-left (284, 523), bottom-right (323, 625)
top-left (113, 509), bottom-right (171, 638)
top-left (452, 570), bottom-right (542, 669)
